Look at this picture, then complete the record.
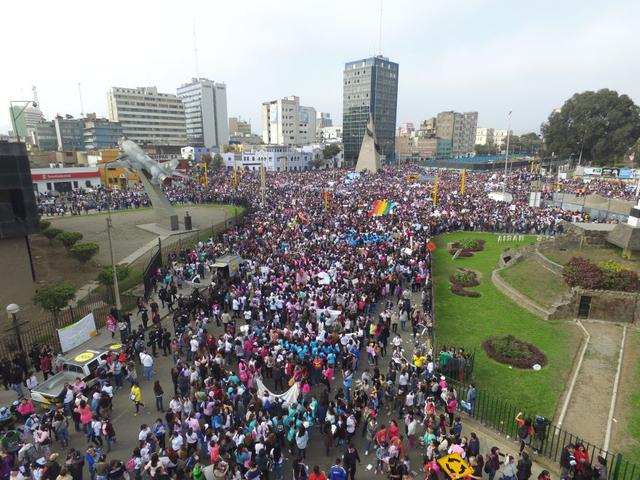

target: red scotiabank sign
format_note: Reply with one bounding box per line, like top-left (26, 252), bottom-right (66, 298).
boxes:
top-left (32, 171), bottom-right (100, 181)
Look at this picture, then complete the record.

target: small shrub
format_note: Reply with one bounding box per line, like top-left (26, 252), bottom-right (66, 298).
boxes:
top-left (450, 268), bottom-right (481, 297)
top-left (564, 257), bottom-right (640, 292)
top-left (459, 238), bottom-right (483, 250)
top-left (483, 335), bottom-right (547, 369)
top-left (56, 231), bottom-right (83, 250)
top-left (97, 264), bottom-right (130, 286)
top-left (69, 243), bottom-right (99, 264)
top-left (39, 219), bottom-right (51, 230)
top-left (43, 227), bottom-right (63, 243)
top-left (563, 257), bottom-right (605, 289)
top-left (449, 239), bottom-right (485, 257)
top-left (600, 260), bottom-right (627, 274)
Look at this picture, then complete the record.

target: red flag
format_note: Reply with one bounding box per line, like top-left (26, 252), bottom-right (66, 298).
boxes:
top-left (427, 240), bottom-right (437, 252)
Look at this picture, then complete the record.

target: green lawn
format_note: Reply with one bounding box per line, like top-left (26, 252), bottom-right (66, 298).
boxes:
top-left (434, 232), bottom-right (580, 417)
top-left (498, 257), bottom-right (570, 309)
top-left (620, 331), bottom-right (640, 465)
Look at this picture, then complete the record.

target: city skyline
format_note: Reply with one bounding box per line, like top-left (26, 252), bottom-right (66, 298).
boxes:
top-left (1, 0), bottom-right (639, 138)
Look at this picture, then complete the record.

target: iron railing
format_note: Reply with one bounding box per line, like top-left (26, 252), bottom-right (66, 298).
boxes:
top-left (0, 292), bottom-right (136, 361)
top-left (445, 377), bottom-right (639, 480)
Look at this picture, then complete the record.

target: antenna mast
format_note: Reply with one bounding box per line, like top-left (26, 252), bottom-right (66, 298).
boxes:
top-left (78, 82), bottom-right (85, 117)
top-left (193, 18), bottom-right (200, 78)
top-left (32, 86), bottom-right (40, 106)
top-left (378, 0), bottom-right (383, 55)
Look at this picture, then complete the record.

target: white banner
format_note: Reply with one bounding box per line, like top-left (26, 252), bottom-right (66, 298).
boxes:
top-left (57, 312), bottom-right (98, 353)
top-left (255, 378), bottom-right (300, 406)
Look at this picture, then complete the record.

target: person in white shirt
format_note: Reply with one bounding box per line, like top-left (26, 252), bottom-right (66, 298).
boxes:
top-left (140, 351), bottom-right (154, 381)
top-left (26, 372), bottom-right (38, 390)
top-left (189, 337), bottom-right (199, 361)
top-left (170, 432), bottom-right (184, 451)
top-left (139, 425), bottom-right (151, 443)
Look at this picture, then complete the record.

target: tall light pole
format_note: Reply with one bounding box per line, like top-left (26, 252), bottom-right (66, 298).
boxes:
top-left (103, 166), bottom-right (121, 313)
top-left (577, 129), bottom-right (587, 167)
top-left (502, 109), bottom-right (513, 195)
top-left (9, 100), bottom-right (38, 143)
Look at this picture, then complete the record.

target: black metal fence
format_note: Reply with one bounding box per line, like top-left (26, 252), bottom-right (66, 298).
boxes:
top-left (0, 292), bottom-right (136, 361)
top-left (437, 348), bottom-right (475, 383)
top-left (445, 377), bottom-right (639, 480)
top-left (143, 241), bottom-right (162, 300)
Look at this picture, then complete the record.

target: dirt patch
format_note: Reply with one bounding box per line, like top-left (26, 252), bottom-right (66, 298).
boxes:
top-left (560, 322), bottom-right (622, 447)
top-left (31, 235), bottom-right (99, 289)
top-left (483, 335), bottom-right (547, 369)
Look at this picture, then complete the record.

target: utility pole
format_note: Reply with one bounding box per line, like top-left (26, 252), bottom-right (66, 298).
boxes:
top-left (106, 187), bottom-right (121, 313)
top-left (260, 158), bottom-right (266, 204)
top-left (502, 109), bottom-right (512, 196)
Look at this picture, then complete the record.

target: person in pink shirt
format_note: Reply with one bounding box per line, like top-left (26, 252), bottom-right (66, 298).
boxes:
top-left (17, 398), bottom-right (35, 419)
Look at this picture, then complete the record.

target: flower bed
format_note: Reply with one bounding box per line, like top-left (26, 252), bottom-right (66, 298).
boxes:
top-left (449, 268), bottom-right (481, 297)
top-left (483, 335), bottom-right (547, 369)
top-left (449, 239), bottom-right (486, 257)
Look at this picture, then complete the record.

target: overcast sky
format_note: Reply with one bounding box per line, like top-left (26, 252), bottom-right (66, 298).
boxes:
top-left (1, 0), bottom-right (638, 136)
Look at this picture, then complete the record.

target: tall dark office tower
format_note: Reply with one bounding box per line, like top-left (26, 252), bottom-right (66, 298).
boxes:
top-left (342, 55), bottom-right (399, 163)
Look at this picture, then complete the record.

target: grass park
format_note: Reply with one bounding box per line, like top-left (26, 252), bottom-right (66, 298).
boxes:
top-left (433, 232), bottom-right (581, 418)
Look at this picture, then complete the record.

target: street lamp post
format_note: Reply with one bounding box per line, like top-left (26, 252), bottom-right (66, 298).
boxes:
top-left (6, 304), bottom-right (25, 355)
top-left (104, 177), bottom-right (122, 315)
top-left (9, 100), bottom-right (38, 143)
top-left (502, 109), bottom-right (513, 196)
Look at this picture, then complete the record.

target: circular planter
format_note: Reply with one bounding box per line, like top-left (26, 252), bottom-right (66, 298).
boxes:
top-left (483, 335), bottom-right (547, 369)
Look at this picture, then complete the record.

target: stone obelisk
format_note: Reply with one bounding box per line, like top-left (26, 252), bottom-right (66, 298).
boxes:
top-left (355, 115), bottom-right (381, 173)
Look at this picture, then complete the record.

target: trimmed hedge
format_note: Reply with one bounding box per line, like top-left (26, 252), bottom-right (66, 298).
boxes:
top-left (56, 231), bottom-right (83, 250)
top-left (483, 335), bottom-right (547, 369)
top-left (69, 243), bottom-right (99, 263)
top-left (43, 227), bottom-right (63, 243)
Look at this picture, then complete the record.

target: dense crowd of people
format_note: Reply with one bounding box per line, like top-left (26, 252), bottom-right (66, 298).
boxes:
top-left (4, 165), bottom-right (612, 480)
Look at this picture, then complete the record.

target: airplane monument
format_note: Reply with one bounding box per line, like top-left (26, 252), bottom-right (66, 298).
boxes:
top-left (107, 140), bottom-right (189, 231)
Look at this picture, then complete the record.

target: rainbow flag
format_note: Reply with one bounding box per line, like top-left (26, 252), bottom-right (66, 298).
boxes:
top-left (370, 200), bottom-right (398, 216)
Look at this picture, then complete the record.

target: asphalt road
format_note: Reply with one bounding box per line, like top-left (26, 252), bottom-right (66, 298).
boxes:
top-left (2, 280), bottom-right (539, 479)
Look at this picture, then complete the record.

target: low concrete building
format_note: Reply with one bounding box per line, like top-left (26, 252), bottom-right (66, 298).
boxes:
top-left (31, 166), bottom-right (101, 194)
top-left (222, 145), bottom-right (311, 172)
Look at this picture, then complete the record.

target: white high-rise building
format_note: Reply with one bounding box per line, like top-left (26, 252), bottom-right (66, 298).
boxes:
top-left (177, 78), bottom-right (228, 148)
top-left (475, 127), bottom-right (494, 146)
top-left (107, 86), bottom-right (186, 145)
top-left (475, 127), bottom-right (511, 148)
top-left (298, 106), bottom-right (317, 145)
top-left (261, 96), bottom-right (317, 146)
top-left (261, 96), bottom-right (300, 145)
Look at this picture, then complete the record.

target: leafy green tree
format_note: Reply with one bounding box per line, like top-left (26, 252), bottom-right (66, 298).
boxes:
top-left (43, 227), bottom-right (63, 244)
top-left (56, 231), bottom-right (83, 250)
top-left (33, 282), bottom-right (77, 327)
top-left (97, 264), bottom-right (130, 286)
top-left (475, 142), bottom-right (497, 156)
top-left (517, 132), bottom-right (543, 156)
top-left (322, 144), bottom-right (341, 160)
top-left (541, 89), bottom-right (640, 166)
top-left (97, 264), bottom-right (130, 301)
top-left (211, 153), bottom-right (224, 171)
top-left (69, 243), bottom-right (99, 263)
